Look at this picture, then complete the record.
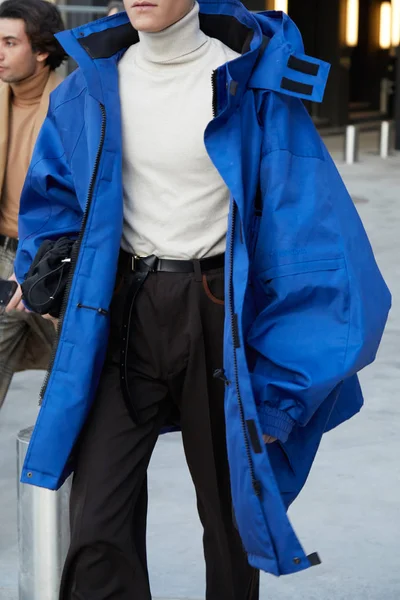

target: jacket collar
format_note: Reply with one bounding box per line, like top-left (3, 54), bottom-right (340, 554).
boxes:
top-left (56, 0), bottom-right (264, 104)
top-left (56, 2), bottom-right (329, 106)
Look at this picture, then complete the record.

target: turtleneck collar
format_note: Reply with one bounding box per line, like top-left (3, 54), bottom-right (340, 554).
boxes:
top-left (137, 2), bottom-right (208, 67)
top-left (10, 66), bottom-right (50, 108)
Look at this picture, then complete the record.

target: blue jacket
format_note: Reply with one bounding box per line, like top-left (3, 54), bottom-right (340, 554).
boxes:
top-left (15, 1), bottom-right (391, 577)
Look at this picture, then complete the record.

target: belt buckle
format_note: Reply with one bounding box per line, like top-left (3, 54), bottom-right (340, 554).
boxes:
top-left (131, 255), bottom-right (140, 272)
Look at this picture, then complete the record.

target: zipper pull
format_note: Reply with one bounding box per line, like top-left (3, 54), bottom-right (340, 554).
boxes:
top-left (77, 303), bottom-right (108, 316)
top-left (213, 368), bottom-right (230, 386)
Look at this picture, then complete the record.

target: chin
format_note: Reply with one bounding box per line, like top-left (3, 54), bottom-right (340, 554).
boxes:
top-left (129, 14), bottom-right (162, 32)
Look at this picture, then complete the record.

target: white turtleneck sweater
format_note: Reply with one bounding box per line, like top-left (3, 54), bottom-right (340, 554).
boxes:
top-left (118, 2), bottom-right (240, 259)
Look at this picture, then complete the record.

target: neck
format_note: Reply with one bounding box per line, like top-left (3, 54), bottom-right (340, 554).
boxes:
top-left (10, 66), bottom-right (50, 107)
top-left (137, 2), bottom-right (208, 66)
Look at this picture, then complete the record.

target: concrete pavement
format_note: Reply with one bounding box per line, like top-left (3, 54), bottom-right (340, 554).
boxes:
top-left (0, 146), bottom-right (399, 599)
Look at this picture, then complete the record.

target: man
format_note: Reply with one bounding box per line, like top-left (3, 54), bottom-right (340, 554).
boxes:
top-left (0, 0), bottom-right (66, 408)
top-left (14, 0), bottom-right (391, 598)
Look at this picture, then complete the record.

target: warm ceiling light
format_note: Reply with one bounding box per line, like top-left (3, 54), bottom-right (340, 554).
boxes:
top-left (380, 2), bottom-right (392, 49)
top-left (346, 0), bottom-right (359, 47)
top-left (275, 0), bottom-right (288, 12)
top-left (392, 0), bottom-right (400, 46)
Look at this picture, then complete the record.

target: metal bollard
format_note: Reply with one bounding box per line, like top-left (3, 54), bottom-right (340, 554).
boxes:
top-left (344, 125), bottom-right (359, 164)
top-left (380, 120), bottom-right (391, 159)
top-left (17, 427), bottom-right (71, 600)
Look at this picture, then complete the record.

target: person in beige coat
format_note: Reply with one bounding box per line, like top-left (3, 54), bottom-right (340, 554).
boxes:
top-left (0, 0), bottom-right (66, 409)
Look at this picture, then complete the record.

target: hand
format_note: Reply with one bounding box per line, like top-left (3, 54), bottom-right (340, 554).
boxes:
top-left (6, 273), bottom-right (28, 313)
top-left (42, 313), bottom-right (59, 328)
top-left (263, 435), bottom-right (277, 444)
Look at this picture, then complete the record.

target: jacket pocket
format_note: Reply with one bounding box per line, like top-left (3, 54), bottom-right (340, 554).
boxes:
top-left (259, 257), bottom-right (345, 284)
top-left (250, 256), bottom-right (346, 317)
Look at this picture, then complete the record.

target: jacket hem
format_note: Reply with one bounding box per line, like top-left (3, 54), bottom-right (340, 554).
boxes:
top-left (247, 551), bottom-right (311, 576)
top-left (20, 468), bottom-right (68, 491)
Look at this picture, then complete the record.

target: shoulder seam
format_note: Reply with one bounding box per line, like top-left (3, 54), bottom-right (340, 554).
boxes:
top-left (52, 85), bottom-right (87, 112)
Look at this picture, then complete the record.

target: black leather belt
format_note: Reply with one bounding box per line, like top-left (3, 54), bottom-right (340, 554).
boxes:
top-left (119, 249), bottom-right (225, 275)
top-left (0, 234), bottom-right (18, 253)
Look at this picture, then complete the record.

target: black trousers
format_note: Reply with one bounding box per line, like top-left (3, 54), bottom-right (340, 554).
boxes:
top-left (59, 261), bottom-right (259, 600)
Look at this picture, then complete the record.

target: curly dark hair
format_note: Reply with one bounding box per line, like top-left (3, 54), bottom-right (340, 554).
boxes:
top-left (0, 0), bottom-right (67, 70)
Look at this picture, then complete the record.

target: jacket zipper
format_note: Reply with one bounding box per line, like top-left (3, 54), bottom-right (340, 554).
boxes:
top-left (228, 204), bottom-right (262, 498)
top-left (211, 70), bottom-right (218, 118)
top-left (212, 69), bottom-right (262, 497)
top-left (39, 103), bottom-right (107, 403)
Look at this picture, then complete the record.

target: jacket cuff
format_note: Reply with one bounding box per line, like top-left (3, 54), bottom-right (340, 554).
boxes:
top-left (257, 405), bottom-right (295, 443)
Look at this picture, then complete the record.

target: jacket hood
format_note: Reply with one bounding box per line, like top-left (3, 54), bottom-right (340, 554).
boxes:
top-left (249, 9), bottom-right (330, 103)
top-left (56, 0), bottom-right (329, 104)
